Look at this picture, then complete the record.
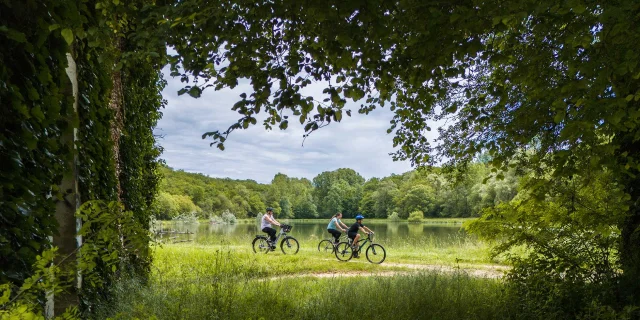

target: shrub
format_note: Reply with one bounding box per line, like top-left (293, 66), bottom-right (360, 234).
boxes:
top-left (467, 172), bottom-right (634, 318)
top-left (209, 215), bottom-right (224, 224)
top-left (407, 211), bottom-right (424, 223)
top-left (388, 212), bottom-right (401, 222)
top-left (172, 212), bottom-right (198, 224)
top-left (221, 210), bottom-right (237, 224)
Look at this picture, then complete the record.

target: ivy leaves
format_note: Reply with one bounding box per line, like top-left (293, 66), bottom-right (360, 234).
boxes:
top-left (61, 28), bottom-right (74, 45)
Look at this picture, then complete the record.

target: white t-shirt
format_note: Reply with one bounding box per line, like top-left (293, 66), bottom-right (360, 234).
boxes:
top-left (261, 214), bottom-right (272, 229)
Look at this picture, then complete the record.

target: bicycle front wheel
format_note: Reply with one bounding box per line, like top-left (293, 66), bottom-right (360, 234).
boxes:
top-left (252, 237), bottom-right (270, 254)
top-left (334, 242), bottom-right (353, 262)
top-left (366, 244), bottom-right (386, 264)
top-left (318, 240), bottom-right (335, 254)
top-left (281, 236), bottom-right (299, 254)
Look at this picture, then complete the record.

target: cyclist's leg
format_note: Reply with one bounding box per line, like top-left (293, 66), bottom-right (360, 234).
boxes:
top-left (262, 227), bottom-right (277, 244)
top-left (354, 233), bottom-right (361, 246)
top-left (328, 229), bottom-right (341, 243)
top-left (352, 234), bottom-right (362, 257)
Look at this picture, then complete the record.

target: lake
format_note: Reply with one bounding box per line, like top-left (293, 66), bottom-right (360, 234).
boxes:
top-left (154, 219), bottom-right (470, 248)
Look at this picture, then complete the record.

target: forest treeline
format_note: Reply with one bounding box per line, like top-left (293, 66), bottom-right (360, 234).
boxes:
top-left (155, 162), bottom-right (518, 220)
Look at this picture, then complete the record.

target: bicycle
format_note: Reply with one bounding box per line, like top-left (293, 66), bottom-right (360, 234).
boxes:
top-left (317, 232), bottom-right (348, 254)
top-left (335, 232), bottom-right (386, 264)
top-left (252, 224), bottom-right (299, 254)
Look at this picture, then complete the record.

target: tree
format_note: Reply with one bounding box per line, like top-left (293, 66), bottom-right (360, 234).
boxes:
top-left (293, 195), bottom-right (318, 219)
top-left (247, 193), bottom-right (266, 217)
top-left (279, 197), bottom-right (294, 219)
top-left (407, 210), bottom-right (425, 223)
top-left (312, 169), bottom-right (365, 217)
top-left (371, 180), bottom-right (399, 218)
top-left (395, 185), bottom-right (435, 219)
top-left (165, 0), bottom-right (640, 303)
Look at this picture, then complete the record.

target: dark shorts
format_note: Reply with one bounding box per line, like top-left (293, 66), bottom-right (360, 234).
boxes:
top-left (262, 227), bottom-right (276, 241)
top-left (348, 232), bottom-right (358, 240)
top-left (328, 229), bottom-right (341, 241)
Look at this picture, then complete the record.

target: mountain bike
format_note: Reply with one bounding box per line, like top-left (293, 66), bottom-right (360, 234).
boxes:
top-left (317, 232), bottom-right (348, 254)
top-left (252, 224), bottom-right (299, 254)
top-left (335, 232), bottom-right (386, 264)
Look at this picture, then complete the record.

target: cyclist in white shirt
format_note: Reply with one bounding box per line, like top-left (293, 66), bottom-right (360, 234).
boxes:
top-left (261, 207), bottom-right (281, 249)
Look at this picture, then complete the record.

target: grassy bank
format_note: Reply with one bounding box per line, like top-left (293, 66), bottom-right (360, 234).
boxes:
top-left (107, 219), bottom-right (512, 319)
top-left (167, 230), bottom-right (499, 268)
top-left (97, 245), bottom-right (510, 320)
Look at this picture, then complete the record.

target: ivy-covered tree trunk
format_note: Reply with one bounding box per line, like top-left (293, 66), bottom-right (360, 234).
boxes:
top-left (109, 37), bottom-right (125, 199)
top-left (52, 51), bottom-right (81, 316)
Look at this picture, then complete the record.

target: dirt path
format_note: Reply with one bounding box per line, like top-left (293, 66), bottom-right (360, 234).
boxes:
top-left (378, 262), bottom-right (507, 278)
top-left (264, 262), bottom-right (508, 281)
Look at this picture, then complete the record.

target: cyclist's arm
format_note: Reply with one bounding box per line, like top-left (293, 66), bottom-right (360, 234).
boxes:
top-left (361, 226), bottom-right (373, 233)
top-left (339, 221), bottom-right (349, 230)
top-left (266, 215), bottom-right (281, 227)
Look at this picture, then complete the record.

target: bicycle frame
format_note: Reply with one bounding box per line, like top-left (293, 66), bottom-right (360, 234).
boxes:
top-left (328, 233), bottom-right (348, 243)
top-left (270, 227), bottom-right (289, 244)
top-left (350, 233), bottom-right (374, 253)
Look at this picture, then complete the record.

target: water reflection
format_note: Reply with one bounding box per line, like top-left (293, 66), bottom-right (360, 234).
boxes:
top-left (156, 220), bottom-right (468, 246)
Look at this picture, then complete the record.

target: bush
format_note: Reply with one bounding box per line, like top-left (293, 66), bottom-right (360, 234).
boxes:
top-left (209, 215), bottom-right (224, 224)
top-left (467, 172), bottom-right (636, 318)
top-left (172, 212), bottom-right (198, 224)
top-left (388, 212), bottom-right (401, 222)
top-left (221, 210), bottom-right (237, 224)
top-left (407, 211), bottom-right (424, 223)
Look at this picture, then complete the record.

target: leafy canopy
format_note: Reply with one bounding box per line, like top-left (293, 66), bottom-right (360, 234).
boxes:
top-left (165, 0), bottom-right (640, 180)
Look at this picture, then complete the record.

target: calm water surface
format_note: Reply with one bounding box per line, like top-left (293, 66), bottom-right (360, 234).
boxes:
top-left (156, 220), bottom-right (469, 247)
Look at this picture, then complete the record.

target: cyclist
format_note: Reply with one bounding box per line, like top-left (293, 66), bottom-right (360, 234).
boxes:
top-left (327, 212), bottom-right (348, 244)
top-left (261, 207), bottom-right (281, 249)
top-left (348, 214), bottom-right (374, 258)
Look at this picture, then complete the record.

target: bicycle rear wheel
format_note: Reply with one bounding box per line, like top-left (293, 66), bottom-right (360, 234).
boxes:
top-left (252, 237), bottom-right (270, 254)
top-left (334, 242), bottom-right (353, 262)
top-left (281, 236), bottom-right (299, 254)
top-left (365, 244), bottom-right (386, 264)
top-left (318, 240), bottom-right (335, 254)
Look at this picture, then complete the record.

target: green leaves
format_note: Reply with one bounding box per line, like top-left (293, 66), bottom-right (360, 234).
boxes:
top-left (61, 28), bottom-right (74, 45)
top-left (188, 86), bottom-right (202, 98)
top-left (553, 112), bottom-right (564, 124)
top-left (0, 26), bottom-right (27, 43)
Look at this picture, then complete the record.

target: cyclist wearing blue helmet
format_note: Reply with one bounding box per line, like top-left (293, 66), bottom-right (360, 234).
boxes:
top-left (347, 214), bottom-right (374, 258)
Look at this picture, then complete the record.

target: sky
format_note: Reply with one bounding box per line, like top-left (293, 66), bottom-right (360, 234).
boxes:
top-left (154, 72), bottom-right (437, 184)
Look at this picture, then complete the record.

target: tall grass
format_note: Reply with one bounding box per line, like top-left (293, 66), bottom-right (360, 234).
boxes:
top-left (96, 247), bottom-right (511, 320)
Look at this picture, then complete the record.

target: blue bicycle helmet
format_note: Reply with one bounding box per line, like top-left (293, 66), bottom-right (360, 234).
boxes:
top-left (355, 214), bottom-right (364, 220)
top-left (266, 207), bottom-right (274, 212)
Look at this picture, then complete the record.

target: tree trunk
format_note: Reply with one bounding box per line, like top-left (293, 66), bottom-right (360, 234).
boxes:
top-left (50, 51), bottom-right (82, 318)
top-left (110, 37), bottom-right (125, 199)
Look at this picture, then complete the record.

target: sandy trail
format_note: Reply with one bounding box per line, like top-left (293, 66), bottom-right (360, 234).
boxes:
top-left (264, 261), bottom-right (508, 281)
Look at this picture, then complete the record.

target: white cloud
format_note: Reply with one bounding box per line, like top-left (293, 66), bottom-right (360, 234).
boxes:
top-left (154, 69), bottom-right (441, 183)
